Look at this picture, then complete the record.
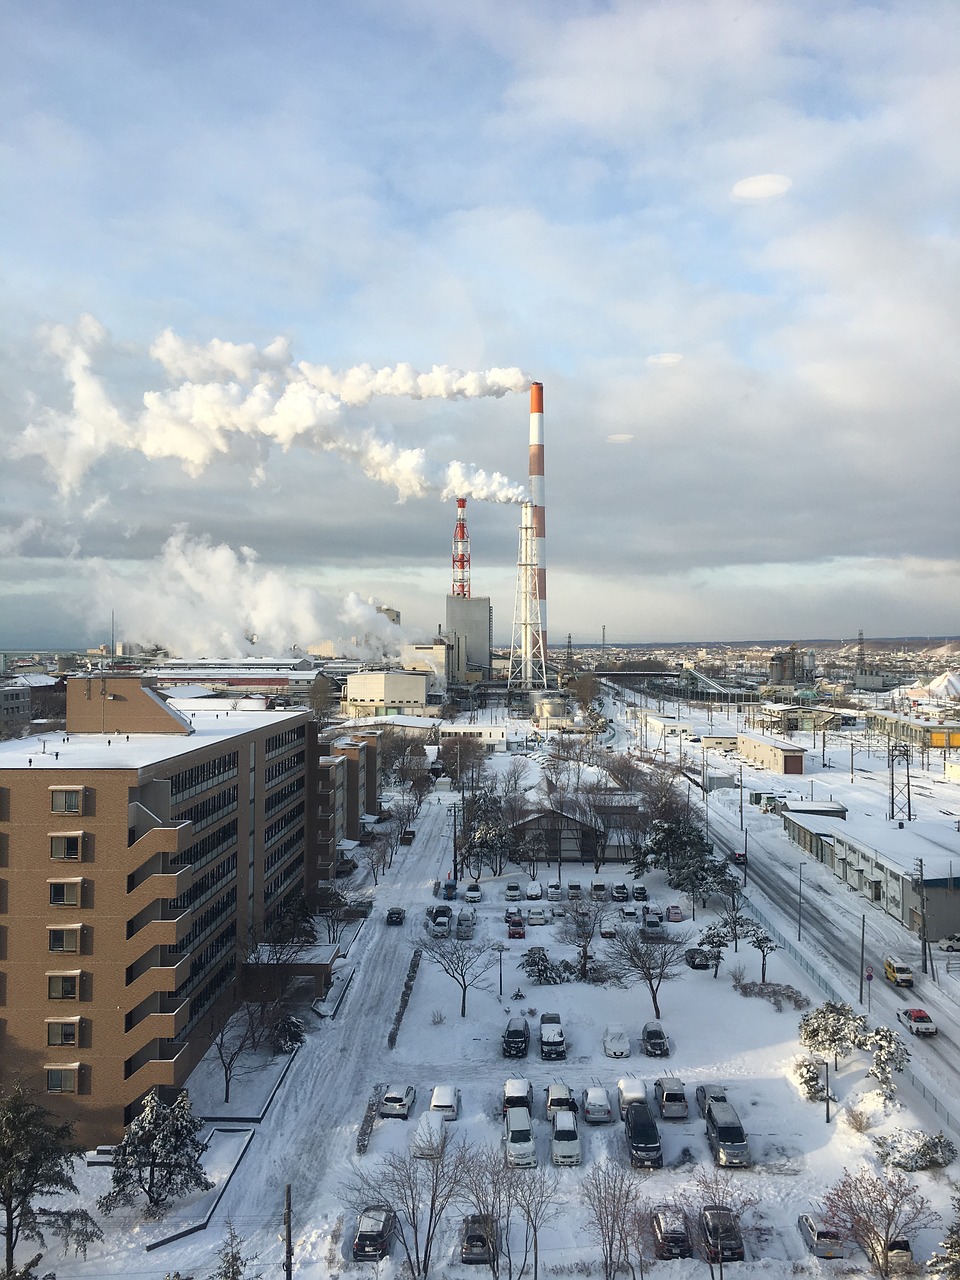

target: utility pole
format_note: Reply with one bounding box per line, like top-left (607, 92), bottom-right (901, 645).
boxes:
top-left (914, 858), bottom-right (929, 976)
top-left (284, 1183), bottom-right (293, 1280)
top-left (858, 915), bottom-right (866, 1005)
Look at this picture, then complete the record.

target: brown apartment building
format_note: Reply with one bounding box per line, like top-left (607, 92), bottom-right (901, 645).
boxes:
top-left (0, 675), bottom-right (322, 1145)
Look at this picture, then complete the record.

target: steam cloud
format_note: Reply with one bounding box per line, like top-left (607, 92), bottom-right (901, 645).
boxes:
top-left (86, 527), bottom-right (405, 660)
top-left (17, 316), bottom-right (530, 502)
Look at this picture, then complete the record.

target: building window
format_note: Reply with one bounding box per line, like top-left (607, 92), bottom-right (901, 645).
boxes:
top-left (47, 928), bottom-right (80, 953)
top-left (50, 834), bottom-right (82, 860)
top-left (45, 1067), bottom-right (77, 1094)
top-left (50, 789), bottom-right (82, 814)
top-left (47, 973), bottom-right (79, 1000)
top-left (46, 1020), bottom-right (79, 1047)
top-left (49, 881), bottom-right (81, 907)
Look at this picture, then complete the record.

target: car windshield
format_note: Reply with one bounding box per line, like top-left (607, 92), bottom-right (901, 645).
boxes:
top-left (511, 1126), bottom-right (532, 1143)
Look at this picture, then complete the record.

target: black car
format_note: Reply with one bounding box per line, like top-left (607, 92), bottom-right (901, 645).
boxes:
top-left (685, 947), bottom-right (710, 969)
top-left (641, 1021), bottom-right (669, 1056)
top-left (353, 1205), bottom-right (397, 1260)
top-left (386, 907), bottom-right (406, 925)
top-left (700, 1205), bottom-right (745, 1262)
top-left (652, 1206), bottom-right (693, 1259)
top-left (460, 1214), bottom-right (500, 1265)
top-left (631, 882), bottom-right (648, 901)
top-left (502, 1017), bottom-right (530, 1058)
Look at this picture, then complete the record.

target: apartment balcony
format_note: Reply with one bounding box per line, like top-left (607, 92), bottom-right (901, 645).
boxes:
top-left (124, 946), bottom-right (193, 999)
top-left (125, 856), bottom-right (192, 914)
top-left (126, 902), bottom-right (194, 951)
top-left (123, 1038), bottom-right (191, 1088)
top-left (123, 990), bottom-right (191, 1040)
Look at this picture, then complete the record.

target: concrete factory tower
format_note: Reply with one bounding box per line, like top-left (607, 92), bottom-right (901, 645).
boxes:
top-left (445, 496), bottom-right (493, 680)
top-left (508, 382), bottom-right (548, 690)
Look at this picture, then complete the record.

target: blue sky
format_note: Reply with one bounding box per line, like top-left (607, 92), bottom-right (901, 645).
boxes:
top-left (2, 0), bottom-right (959, 653)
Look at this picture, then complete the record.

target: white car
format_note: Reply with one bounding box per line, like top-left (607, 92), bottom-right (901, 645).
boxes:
top-left (797, 1213), bottom-right (846, 1259)
top-left (896, 1007), bottom-right (938, 1036)
top-left (581, 1086), bottom-right (613, 1124)
top-left (603, 1025), bottom-right (631, 1058)
top-left (526, 881), bottom-right (543, 900)
top-left (380, 1084), bottom-right (416, 1119)
top-left (550, 1110), bottom-right (582, 1166)
top-left (505, 882), bottom-right (522, 901)
top-left (937, 933), bottom-right (960, 952)
top-left (547, 881), bottom-right (562, 901)
top-left (464, 883), bottom-right (482, 903)
top-left (503, 1106), bottom-right (537, 1167)
top-left (527, 907), bottom-right (548, 926)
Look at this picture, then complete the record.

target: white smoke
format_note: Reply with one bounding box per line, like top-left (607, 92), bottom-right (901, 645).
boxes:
top-left (84, 528), bottom-right (406, 660)
top-left (18, 317), bottom-right (529, 502)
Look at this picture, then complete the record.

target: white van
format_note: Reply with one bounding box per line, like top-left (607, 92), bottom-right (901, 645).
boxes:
top-left (429, 1084), bottom-right (461, 1121)
top-left (503, 1106), bottom-right (537, 1167)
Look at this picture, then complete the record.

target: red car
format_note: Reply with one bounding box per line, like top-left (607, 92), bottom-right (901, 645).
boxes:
top-left (508, 919), bottom-right (526, 939)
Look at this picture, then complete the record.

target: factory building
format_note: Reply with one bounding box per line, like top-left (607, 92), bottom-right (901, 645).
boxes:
top-left (445, 594), bottom-right (493, 682)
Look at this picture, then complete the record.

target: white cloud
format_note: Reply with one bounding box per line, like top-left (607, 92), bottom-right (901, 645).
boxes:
top-left (730, 173), bottom-right (793, 201)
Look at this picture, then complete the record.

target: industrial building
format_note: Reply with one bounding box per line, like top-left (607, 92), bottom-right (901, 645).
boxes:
top-left (736, 732), bottom-right (806, 775)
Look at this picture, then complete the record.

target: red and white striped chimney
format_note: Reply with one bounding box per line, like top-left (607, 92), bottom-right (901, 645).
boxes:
top-left (451, 496), bottom-right (470, 597)
top-left (529, 382), bottom-right (547, 652)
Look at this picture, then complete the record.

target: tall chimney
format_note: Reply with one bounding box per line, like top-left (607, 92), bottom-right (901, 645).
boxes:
top-left (451, 496), bottom-right (470, 597)
top-left (529, 382), bottom-right (546, 654)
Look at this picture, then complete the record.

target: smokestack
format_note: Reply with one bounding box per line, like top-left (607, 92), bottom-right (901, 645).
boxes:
top-left (529, 383), bottom-right (546, 654)
top-left (451, 496), bottom-right (470, 597)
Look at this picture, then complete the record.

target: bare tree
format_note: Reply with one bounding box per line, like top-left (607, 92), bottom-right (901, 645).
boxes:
top-left (689, 1166), bottom-right (761, 1218)
top-left (513, 1165), bottom-right (560, 1280)
top-left (439, 735), bottom-right (487, 789)
top-left (419, 937), bottom-right (498, 1018)
top-left (308, 673), bottom-right (337, 725)
top-left (342, 1129), bottom-right (470, 1278)
top-left (358, 833), bottom-right (389, 885)
top-left (208, 1003), bottom-right (265, 1104)
top-left (457, 1145), bottom-right (522, 1279)
top-left (820, 1166), bottom-right (939, 1278)
top-left (557, 901), bottom-right (609, 982)
top-left (316, 885), bottom-right (364, 944)
top-left (603, 927), bottom-right (692, 1018)
top-left (581, 1160), bottom-right (641, 1280)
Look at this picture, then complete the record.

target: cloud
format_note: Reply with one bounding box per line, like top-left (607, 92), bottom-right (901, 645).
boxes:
top-left (731, 173), bottom-right (793, 200)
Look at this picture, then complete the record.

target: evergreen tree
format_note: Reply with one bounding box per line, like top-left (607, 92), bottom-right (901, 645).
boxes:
top-left (929, 1190), bottom-right (960, 1279)
top-left (866, 1026), bottom-right (910, 1100)
top-left (208, 1217), bottom-right (263, 1280)
top-left (745, 924), bottom-right (779, 982)
top-left (798, 1000), bottom-right (869, 1068)
top-left (0, 1082), bottom-right (102, 1278)
top-left (98, 1089), bottom-right (213, 1219)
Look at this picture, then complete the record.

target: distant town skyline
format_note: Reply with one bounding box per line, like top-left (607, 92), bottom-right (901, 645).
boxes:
top-left (2, 2), bottom-right (958, 653)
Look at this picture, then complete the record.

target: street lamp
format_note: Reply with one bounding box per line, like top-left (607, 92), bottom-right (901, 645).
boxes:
top-left (822, 1058), bottom-right (831, 1123)
top-left (797, 862), bottom-right (804, 942)
top-left (493, 942), bottom-right (508, 997)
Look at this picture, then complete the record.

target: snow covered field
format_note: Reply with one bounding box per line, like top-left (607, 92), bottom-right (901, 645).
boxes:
top-left (46, 700), bottom-right (960, 1278)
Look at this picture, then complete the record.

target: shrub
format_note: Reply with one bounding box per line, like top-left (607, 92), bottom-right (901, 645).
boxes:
top-left (843, 1108), bottom-right (872, 1134)
top-left (874, 1129), bottom-right (957, 1171)
top-left (431, 1008), bottom-right (445, 1026)
top-left (793, 1056), bottom-right (836, 1103)
top-left (271, 1014), bottom-right (305, 1054)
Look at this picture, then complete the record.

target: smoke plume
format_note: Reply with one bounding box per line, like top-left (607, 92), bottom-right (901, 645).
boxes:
top-left (17, 317), bottom-right (529, 502)
top-left (85, 527), bottom-right (405, 660)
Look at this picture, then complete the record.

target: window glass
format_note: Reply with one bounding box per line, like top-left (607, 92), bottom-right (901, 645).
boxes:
top-left (47, 975), bottom-right (79, 1000)
top-left (49, 883), bottom-right (80, 907)
top-left (50, 790), bottom-right (82, 814)
top-left (45, 1068), bottom-right (76, 1093)
top-left (50, 835), bottom-right (81, 860)
top-left (48, 929), bottom-right (79, 953)
top-left (47, 1022), bottom-right (78, 1046)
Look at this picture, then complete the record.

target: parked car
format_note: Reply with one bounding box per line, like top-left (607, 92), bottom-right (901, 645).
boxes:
top-left (897, 1007), bottom-right (938, 1035)
top-left (539, 1012), bottom-right (566, 1060)
top-left (502, 1077), bottom-right (534, 1114)
top-left (642, 917), bottom-right (664, 937)
top-left (620, 904), bottom-right (639, 922)
top-left (353, 1206), bottom-right (397, 1260)
top-left (695, 1083), bottom-right (727, 1117)
top-left (603, 1025), bottom-right (631, 1058)
top-left (505, 906), bottom-right (524, 923)
top-left (797, 1213), bottom-right (846, 1259)
top-left (527, 907), bottom-right (548, 926)
top-left (883, 954), bottom-right (914, 987)
top-left (685, 947), bottom-right (710, 969)
top-left (642, 902), bottom-right (664, 921)
top-left (431, 915), bottom-right (451, 938)
top-left (591, 880), bottom-right (607, 901)
top-left (665, 904), bottom-right (683, 922)
top-left (460, 1214), bottom-right (500, 1265)
top-left (581, 1086), bottom-right (614, 1124)
top-left (551, 1110), bottom-right (582, 1166)
top-left (624, 1100), bottom-right (662, 1169)
top-left (652, 1206), bottom-right (693, 1260)
top-left (611, 882), bottom-right (629, 902)
top-left (505, 882), bottom-right (522, 901)
top-left (379, 1084), bottom-right (416, 1119)
top-left (508, 915), bottom-right (526, 938)
top-left (464, 883), bottom-right (482, 903)
top-left (700, 1205), bottom-right (745, 1263)
top-left (526, 880), bottom-right (543, 900)
top-left (600, 918), bottom-right (617, 939)
top-left (937, 932), bottom-right (960, 952)
top-left (631, 882), bottom-right (648, 901)
top-left (567, 881), bottom-right (583, 900)
top-left (616, 1076), bottom-right (646, 1119)
top-left (654, 1077), bottom-right (688, 1119)
top-left (502, 1017), bottom-right (531, 1058)
top-left (503, 1106), bottom-right (537, 1167)
top-left (547, 881), bottom-right (562, 901)
top-left (550, 903), bottom-right (567, 919)
top-left (385, 906), bottom-right (406, 925)
top-left (705, 1100), bottom-right (751, 1167)
top-left (428, 1084), bottom-right (461, 1120)
top-left (641, 1021), bottom-right (669, 1056)
top-left (545, 1083), bottom-right (576, 1116)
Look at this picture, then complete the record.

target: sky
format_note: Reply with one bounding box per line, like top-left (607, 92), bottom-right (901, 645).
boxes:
top-left (2, 0), bottom-right (959, 655)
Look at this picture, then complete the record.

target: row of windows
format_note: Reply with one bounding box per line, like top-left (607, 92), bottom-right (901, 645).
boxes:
top-left (264, 777), bottom-right (304, 817)
top-left (175, 786), bottom-right (238, 835)
top-left (264, 801), bottom-right (305, 849)
top-left (173, 819), bottom-right (238, 871)
top-left (177, 922), bottom-right (237, 1001)
top-left (184, 956), bottom-right (235, 1036)
top-left (264, 827), bottom-right (304, 875)
top-left (264, 852), bottom-right (304, 907)
top-left (171, 853), bottom-right (237, 913)
top-left (265, 750), bottom-right (305, 787)
top-left (171, 887), bottom-right (237, 956)
top-left (265, 724), bottom-right (306, 759)
top-left (169, 751), bottom-right (239, 800)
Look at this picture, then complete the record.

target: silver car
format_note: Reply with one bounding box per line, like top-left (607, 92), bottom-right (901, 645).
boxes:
top-left (581, 1086), bottom-right (613, 1124)
top-left (797, 1213), bottom-right (845, 1259)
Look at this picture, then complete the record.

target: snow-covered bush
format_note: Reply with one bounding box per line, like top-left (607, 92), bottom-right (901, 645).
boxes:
top-left (874, 1129), bottom-right (957, 1171)
top-left (271, 1014), bottom-right (305, 1054)
top-left (738, 982), bottom-right (811, 1012)
top-left (793, 1056), bottom-right (836, 1102)
top-left (865, 1025), bottom-right (909, 1100)
top-left (520, 946), bottom-right (566, 985)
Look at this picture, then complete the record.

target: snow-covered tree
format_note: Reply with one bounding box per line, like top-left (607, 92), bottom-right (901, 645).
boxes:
top-left (929, 1190), bottom-right (960, 1279)
top-left (865, 1026), bottom-right (910, 1100)
top-left (745, 923), bottom-right (779, 982)
top-left (793, 1056), bottom-right (836, 1103)
top-left (874, 1129), bottom-right (956, 1172)
top-left (98, 1089), bottom-right (213, 1219)
top-left (698, 923), bottom-right (728, 978)
top-left (271, 1014), bottom-right (306, 1054)
top-left (519, 946), bottom-right (565, 986)
top-left (209, 1217), bottom-right (263, 1280)
top-left (798, 1001), bottom-right (869, 1068)
top-left (0, 1082), bottom-right (102, 1278)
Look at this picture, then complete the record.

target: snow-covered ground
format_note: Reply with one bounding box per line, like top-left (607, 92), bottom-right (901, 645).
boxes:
top-left (47, 697), bottom-right (960, 1278)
